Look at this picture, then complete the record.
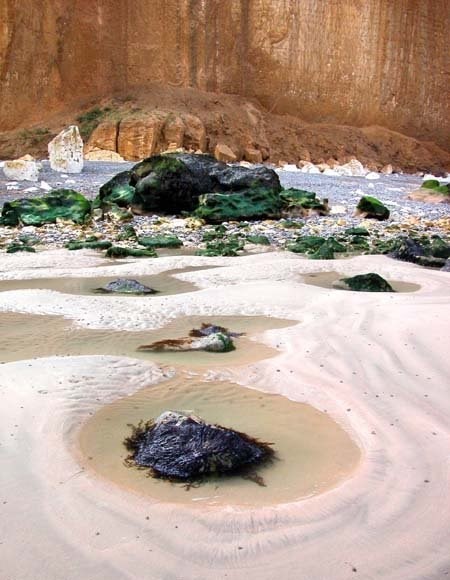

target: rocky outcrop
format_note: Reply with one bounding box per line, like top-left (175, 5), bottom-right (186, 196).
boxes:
top-left (48, 126), bottom-right (84, 173)
top-left (124, 411), bottom-right (274, 481)
top-left (1, 1), bottom-right (449, 155)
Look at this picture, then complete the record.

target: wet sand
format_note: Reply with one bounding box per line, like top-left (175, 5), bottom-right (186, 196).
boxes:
top-left (0, 249), bottom-right (449, 579)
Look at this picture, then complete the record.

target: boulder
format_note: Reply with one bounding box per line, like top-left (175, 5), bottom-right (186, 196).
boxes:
top-left (421, 179), bottom-right (450, 195)
top-left (0, 190), bottom-right (91, 226)
top-left (94, 278), bottom-right (156, 295)
top-left (280, 188), bottom-right (329, 216)
top-left (214, 143), bottom-right (238, 163)
top-left (86, 120), bottom-right (119, 153)
top-left (3, 155), bottom-right (41, 182)
top-left (334, 159), bottom-right (366, 177)
top-left (105, 246), bottom-right (157, 258)
top-left (84, 149), bottom-right (125, 162)
top-left (66, 239), bottom-right (112, 251)
top-left (243, 148), bottom-right (263, 164)
top-left (196, 187), bottom-right (281, 222)
top-left (138, 331), bottom-right (235, 353)
top-left (182, 114), bottom-right (207, 151)
top-left (389, 237), bottom-right (426, 263)
top-left (96, 171), bottom-right (136, 208)
top-left (163, 115), bottom-right (185, 149)
top-left (117, 116), bottom-right (164, 161)
top-left (300, 162), bottom-right (321, 174)
top-left (124, 411), bottom-right (274, 480)
top-left (334, 273), bottom-right (395, 292)
top-left (381, 164), bottom-right (393, 175)
top-left (48, 126), bottom-right (84, 173)
top-left (356, 196), bottom-right (390, 220)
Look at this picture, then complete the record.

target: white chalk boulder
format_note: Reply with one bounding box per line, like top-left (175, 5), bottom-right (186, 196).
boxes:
top-left (48, 126), bottom-right (84, 173)
top-left (334, 159), bottom-right (367, 177)
top-left (3, 154), bottom-right (41, 181)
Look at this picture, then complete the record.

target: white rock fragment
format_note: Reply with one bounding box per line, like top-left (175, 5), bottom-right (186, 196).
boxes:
top-left (281, 164), bottom-right (300, 172)
top-left (65, 179), bottom-right (76, 184)
top-left (323, 168), bottom-right (340, 176)
top-left (40, 181), bottom-right (52, 191)
top-left (3, 154), bottom-right (42, 181)
top-left (23, 187), bottom-right (39, 193)
top-left (333, 159), bottom-right (367, 177)
top-left (365, 171), bottom-right (380, 180)
top-left (300, 162), bottom-right (321, 174)
top-left (48, 126), bottom-right (84, 174)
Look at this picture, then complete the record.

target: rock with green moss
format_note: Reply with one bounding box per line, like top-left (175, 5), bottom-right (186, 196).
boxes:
top-left (196, 236), bottom-right (244, 257)
top-left (430, 236), bottom-right (450, 259)
top-left (66, 240), bottom-right (112, 251)
top-left (335, 273), bottom-right (394, 292)
top-left (6, 243), bottom-right (36, 253)
top-left (345, 227), bottom-right (370, 236)
top-left (196, 187), bottom-right (281, 223)
top-left (280, 188), bottom-right (329, 215)
top-left (245, 235), bottom-right (271, 245)
top-left (287, 236), bottom-right (326, 254)
top-left (105, 246), bottom-right (157, 258)
top-left (116, 225), bottom-right (138, 241)
top-left (421, 180), bottom-right (449, 194)
top-left (356, 196), bottom-right (390, 220)
top-left (96, 171), bottom-right (136, 208)
top-left (138, 235), bottom-right (183, 249)
top-left (0, 190), bottom-right (91, 226)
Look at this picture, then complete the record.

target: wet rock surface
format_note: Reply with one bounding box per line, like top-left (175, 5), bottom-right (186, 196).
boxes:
top-left (94, 278), bottom-right (156, 295)
top-left (334, 273), bottom-right (395, 292)
top-left (124, 411), bottom-right (274, 481)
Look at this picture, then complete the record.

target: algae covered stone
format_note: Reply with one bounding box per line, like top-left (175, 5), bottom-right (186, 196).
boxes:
top-left (356, 196), bottom-right (390, 220)
top-left (124, 411), bottom-right (274, 481)
top-left (138, 235), bottom-right (182, 249)
top-left (195, 187), bottom-right (281, 223)
top-left (335, 273), bottom-right (394, 292)
top-left (105, 246), bottom-right (157, 258)
top-left (0, 190), bottom-right (91, 226)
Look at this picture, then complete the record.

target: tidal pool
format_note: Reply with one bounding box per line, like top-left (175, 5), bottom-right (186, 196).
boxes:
top-left (302, 271), bottom-right (420, 292)
top-left (0, 267), bottom-right (213, 296)
top-left (78, 377), bottom-right (361, 506)
top-left (0, 312), bottom-right (295, 367)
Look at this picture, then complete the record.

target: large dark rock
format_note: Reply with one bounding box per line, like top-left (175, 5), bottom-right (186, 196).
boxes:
top-left (124, 411), bottom-right (274, 480)
top-left (0, 190), bottom-right (91, 226)
top-left (389, 237), bottom-right (426, 263)
top-left (99, 153), bottom-right (281, 221)
top-left (335, 273), bottom-right (395, 292)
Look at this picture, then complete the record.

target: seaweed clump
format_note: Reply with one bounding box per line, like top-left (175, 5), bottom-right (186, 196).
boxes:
top-left (124, 411), bottom-right (274, 482)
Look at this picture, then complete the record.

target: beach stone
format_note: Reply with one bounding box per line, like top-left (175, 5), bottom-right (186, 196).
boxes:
top-left (138, 331), bottom-right (235, 353)
top-left (334, 159), bottom-right (366, 177)
top-left (300, 162), bottom-right (321, 174)
top-left (0, 189), bottom-right (91, 226)
top-left (96, 170), bottom-right (135, 208)
top-left (124, 411), bottom-right (273, 480)
top-left (105, 246), bottom-right (157, 258)
top-left (389, 237), bottom-right (426, 263)
top-left (356, 196), bottom-right (390, 220)
top-left (280, 188), bottom-right (329, 216)
top-left (334, 273), bottom-right (395, 292)
top-left (196, 187), bottom-right (281, 223)
top-left (48, 126), bottom-right (84, 173)
top-left (214, 143), bottom-right (238, 163)
top-left (3, 155), bottom-right (41, 182)
top-left (441, 259), bottom-right (450, 272)
top-left (243, 148), bottom-right (263, 164)
top-left (95, 278), bottom-right (156, 295)
top-left (138, 234), bottom-right (182, 249)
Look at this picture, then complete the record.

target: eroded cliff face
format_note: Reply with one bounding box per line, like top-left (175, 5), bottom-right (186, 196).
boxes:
top-left (1, 0), bottom-right (449, 149)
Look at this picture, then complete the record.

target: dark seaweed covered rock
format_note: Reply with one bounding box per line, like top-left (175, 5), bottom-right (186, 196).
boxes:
top-left (124, 411), bottom-right (274, 480)
top-left (6, 243), bottom-right (36, 253)
top-left (356, 196), bottom-right (390, 220)
top-left (94, 278), bottom-right (156, 295)
top-left (389, 237), bottom-right (426, 263)
top-left (421, 180), bottom-right (450, 195)
top-left (66, 239), bottom-right (112, 251)
top-left (0, 190), bottom-right (91, 226)
top-left (99, 153), bottom-right (281, 221)
top-left (280, 188), bottom-right (329, 216)
top-left (105, 246), bottom-right (157, 258)
top-left (138, 332), bottom-right (235, 353)
top-left (335, 273), bottom-right (395, 292)
top-left (196, 236), bottom-right (244, 257)
top-left (138, 235), bottom-right (183, 249)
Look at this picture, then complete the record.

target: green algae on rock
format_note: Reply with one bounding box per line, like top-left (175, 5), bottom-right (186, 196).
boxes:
top-left (335, 273), bottom-right (395, 292)
top-left (105, 246), bottom-right (157, 258)
top-left (138, 235), bottom-right (183, 249)
top-left (65, 239), bottom-right (112, 251)
top-left (245, 234), bottom-right (271, 245)
top-left (195, 187), bottom-right (281, 223)
top-left (280, 188), bottom-right (329, 216)
top-left (6, 243), bottom-right (36, 253)
top-left (0, 190), bottom-right (91, 226)
top-left (421, 180), bottom-right (450, 195)
top-left (196, 236), bottom-right (244, 257)
top-left (356, 196), bottom-right (390, 220)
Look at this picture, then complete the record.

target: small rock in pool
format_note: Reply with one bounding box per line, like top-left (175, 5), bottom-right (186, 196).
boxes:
top-left (94, 278), bottom-right (157, 295)
top-left (189, 322), bottom-right (244, 338)
top-left (124, 411), bottom-right (274, 480)
top-left (138, 331), bottom-right (235, 353)
top-left (333, 273), bottom-right (395, 292)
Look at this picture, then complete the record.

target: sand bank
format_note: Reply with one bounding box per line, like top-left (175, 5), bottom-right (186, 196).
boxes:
top-left (0, 250), bottom-right (449, 579)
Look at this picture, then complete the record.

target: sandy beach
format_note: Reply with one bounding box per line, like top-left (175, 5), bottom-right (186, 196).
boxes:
top-left (0, 248), bottom-right (449, 579)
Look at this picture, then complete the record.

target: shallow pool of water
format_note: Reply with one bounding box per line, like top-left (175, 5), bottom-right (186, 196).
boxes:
top-left (302, 271), bottom-right (420, 292)
top-left (0, 266), bottom-right (214, 296)
top-left (78, 376), bottom-right (361, 506)
top-left (0, 312), bottom-right (295, 367)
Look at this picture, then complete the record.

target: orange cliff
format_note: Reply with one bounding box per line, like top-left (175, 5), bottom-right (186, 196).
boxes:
top-left (0, 0), bottom-right (449, 170)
